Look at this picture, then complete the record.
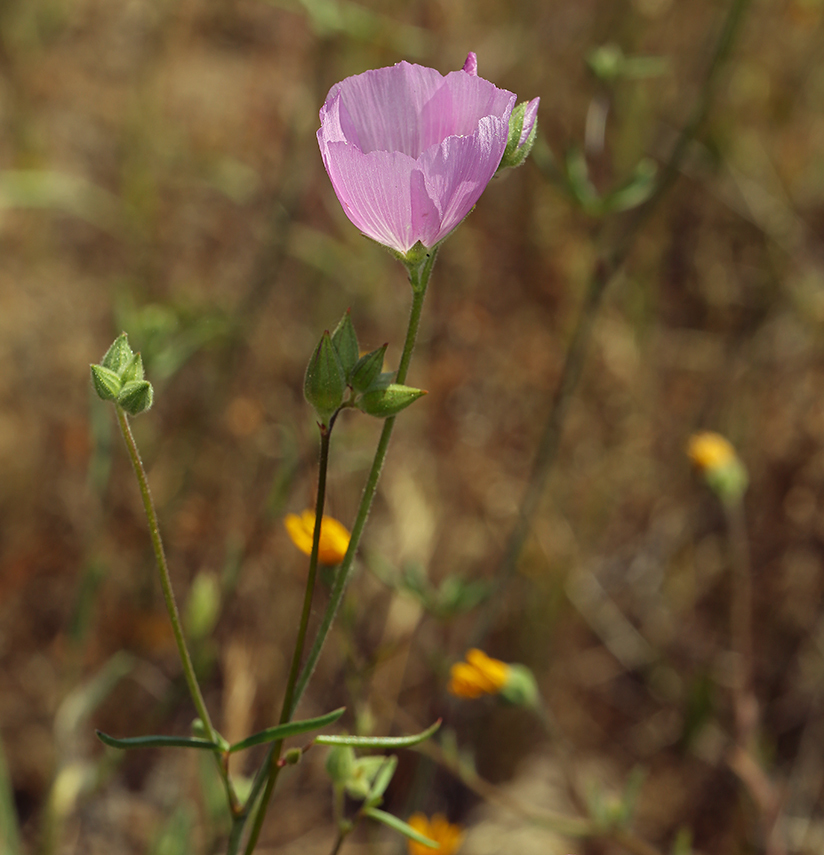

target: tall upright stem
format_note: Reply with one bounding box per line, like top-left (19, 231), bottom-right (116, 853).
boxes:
top-left (239, 248), bottom-right (438, 854)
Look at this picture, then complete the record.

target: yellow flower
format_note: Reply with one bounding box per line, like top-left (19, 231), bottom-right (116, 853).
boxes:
top-left (407, 813), bottom-right (464, 855)
top-left (447, 649), bottom-right (510, 699)
top-left (284, 510), bottom-right (350, 565)
top-left (687, 431), bottom-right (737, 474)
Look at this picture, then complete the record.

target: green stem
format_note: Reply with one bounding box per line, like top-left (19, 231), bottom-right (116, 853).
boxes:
top-left (292, 247), bottom-right (437, 712)
top-left (115, 407), bottom-right (238, 812)
top-left (241, 424), bottom-right (334, 853)
top-left (115, 407), bottom-right (216, 738)
top-left (239, 248), bottom-right (438, 854)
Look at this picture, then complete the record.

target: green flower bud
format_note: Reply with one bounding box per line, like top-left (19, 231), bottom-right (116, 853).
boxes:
top-left (101, 333), bottom-right (134, 373)
top-left (90, 364), bottom-right (122, 402)
top-left (498, 99), bottom-right (540, 171)
top-left (304, 331), bottom-right (346, 425)
top-left (325, 745), bottom-right (356, 785)
top-left (331, 310), bottom-right (359, 380)
top-left (351, 345), bottom-right (387, 394)
top-left (117, 380), bottom-right (154, 416)
top-left (283, 747), bottom-right (303, 766)
top-left (358, 384), bottom-right (425, 419)
top-left (184, 572), bottom-right (221, 641)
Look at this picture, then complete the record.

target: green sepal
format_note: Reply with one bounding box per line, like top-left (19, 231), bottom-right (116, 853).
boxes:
top-left (228, 706), bottom-right (346, 753)
top-left (499, 664), bottom-right (540, 709)
top-left (315, 718), bottom-right (440, 748)
top-left (365, 755), bottom-right (397, 805)
top-left (358, 384), bottom-right (426, 419)
top-left (90, 364), bottom-right (122, 401)
top-left (96, 730), bottom-right (220, 751)
top-left (100, 333), bottom-right (133, 373)
top-left (117, 380), bottom-right (154, 416)
top-left (362, 807), bottom-right (439, 849)
top-left (351, 345), bottom-right (387, 394)
top-left (343, 755), bottom-right (388, 800)
top-left (304, 330), bottom-right (346, 425)
top-left (120, 352), bottom-right (145, 384)
top-left (331, 310), bottom-right (359, 380)
top-left (499, 101), bottom-right (538, 170)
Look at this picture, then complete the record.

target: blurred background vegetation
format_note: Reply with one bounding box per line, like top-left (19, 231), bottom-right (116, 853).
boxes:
top-left (1, 0), bottom-right (823, 852)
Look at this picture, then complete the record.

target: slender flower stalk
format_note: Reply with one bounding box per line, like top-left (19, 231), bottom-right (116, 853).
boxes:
top-left (114, 406), bottom-right (238, 812)
top-left (239, 250), bottom-right (438, 854)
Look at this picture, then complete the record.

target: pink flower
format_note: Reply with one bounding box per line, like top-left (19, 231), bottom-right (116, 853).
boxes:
top-left (317, 53), bottom-right (517, 256)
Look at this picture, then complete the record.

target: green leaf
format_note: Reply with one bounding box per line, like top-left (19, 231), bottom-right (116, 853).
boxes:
top-left (96, 731), bottom-right (220, 751)
top-left (366, 755), bottom-right (397, 804)
top-left (228, 707), bottom-right (346, 753)
top-left (315, 719), bottom-right (440, 748)
top-left (362, 807), bottom-right (439, 848)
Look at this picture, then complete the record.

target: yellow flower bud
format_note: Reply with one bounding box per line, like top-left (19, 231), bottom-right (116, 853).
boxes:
top-left (284, 510), bottom-right (350, 566)
top-left (447, 649), bottom-right (510, 699)
top-left (687, 431), bottom-right (737, 473)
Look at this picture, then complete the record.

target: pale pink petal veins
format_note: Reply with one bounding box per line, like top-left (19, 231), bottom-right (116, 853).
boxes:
top-left (419, 71), bottom-right (515, 150)
top-left (330, 62), bottom-right (445, 157)
top-left (415, 114), bottom-right (511, 246)
top-left (322, 141), bottom-right (438, 253)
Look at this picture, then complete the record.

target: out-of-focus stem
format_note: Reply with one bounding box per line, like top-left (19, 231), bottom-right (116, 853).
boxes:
top-left (473, 0), bottom-right (753, 645)
top-left (723, 498), bottom-right (785, 855)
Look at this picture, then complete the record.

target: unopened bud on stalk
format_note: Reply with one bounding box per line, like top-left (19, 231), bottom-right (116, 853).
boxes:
top-left (91, 333), bottom-right (154, 416)
top-left (304, 330), bottom-right (346, 426)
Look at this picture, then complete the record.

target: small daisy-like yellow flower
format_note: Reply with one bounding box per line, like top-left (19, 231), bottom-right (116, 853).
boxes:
top-left (447, 649), bottom-right (510, 699)
top-left (284, 510), bottom-right (350, 566)
top-left (687, 431), bottom-right (737, 474)
top-left (407, 813), bottom-right (464, 855)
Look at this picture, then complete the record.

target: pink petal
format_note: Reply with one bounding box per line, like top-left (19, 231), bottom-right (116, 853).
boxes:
top-left (416, 114), bottom-right (511, 245)
top-left (519, 97), bottom-right (540, 146)
top-left (324, 62), bottom-right (445, 157)
top-left (320, 141), bottom-right (439, 254)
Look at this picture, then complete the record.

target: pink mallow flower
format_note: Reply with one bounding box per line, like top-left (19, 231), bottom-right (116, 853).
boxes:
top-left (317, 53), bottom-right (521, 257)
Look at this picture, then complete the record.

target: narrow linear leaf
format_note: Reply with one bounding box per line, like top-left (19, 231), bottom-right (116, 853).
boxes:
top-left (96, 731), bottom-right (219, 751)
top-left (228, 707), bottom-right (346, 753)
top-left (363, 807), bottom-right (438, 848)
top-left (315, 719), bottom-right (441, 748)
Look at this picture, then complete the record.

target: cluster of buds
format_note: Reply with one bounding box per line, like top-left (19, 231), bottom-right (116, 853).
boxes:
top-left (304, 311), bottom-right (425, 428)
top-left (90, 333), bottom-right (153, 416)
